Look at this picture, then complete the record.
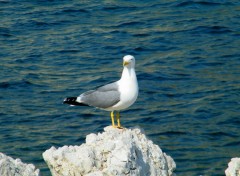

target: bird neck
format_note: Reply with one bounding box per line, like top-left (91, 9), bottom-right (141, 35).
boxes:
top-left (120, 67), bottom-right (136, 82)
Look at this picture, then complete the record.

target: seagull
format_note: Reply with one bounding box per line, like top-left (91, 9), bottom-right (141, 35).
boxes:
top-left (63, 55), bottom-right (138, 128)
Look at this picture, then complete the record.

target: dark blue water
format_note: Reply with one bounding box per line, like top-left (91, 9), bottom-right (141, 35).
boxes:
top-left (1, 1), bottom-right (240, 175)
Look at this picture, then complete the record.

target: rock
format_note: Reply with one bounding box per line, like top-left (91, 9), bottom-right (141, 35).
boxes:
top-left (43, 126), bottom-right (176, 176)
top-left (225, 158), bottom-right (240, 176)
top-left (0, 152), bottom-right (40, 176)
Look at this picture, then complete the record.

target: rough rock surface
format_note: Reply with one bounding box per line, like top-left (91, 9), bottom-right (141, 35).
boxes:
top-left (0, 152), bottom-right (40, 176)
top-left (225, 158), bottom-right (240, 176)
top-left (43, 126), bottom-right (176, 176)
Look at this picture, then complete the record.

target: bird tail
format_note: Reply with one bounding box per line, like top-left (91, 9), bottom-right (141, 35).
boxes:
top-left (63, 97), bottom-right (88, 106)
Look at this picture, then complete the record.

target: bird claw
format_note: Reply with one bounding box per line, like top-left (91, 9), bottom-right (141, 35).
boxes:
top-left (112, 125), bottom-right (124, 129)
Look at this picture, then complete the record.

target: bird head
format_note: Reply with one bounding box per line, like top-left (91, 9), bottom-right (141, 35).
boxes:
top-left (123, 55), bottom-right (135, 68)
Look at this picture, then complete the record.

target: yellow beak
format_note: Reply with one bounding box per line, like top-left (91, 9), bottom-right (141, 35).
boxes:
top-left (123, 61), bottom-right (130, 66)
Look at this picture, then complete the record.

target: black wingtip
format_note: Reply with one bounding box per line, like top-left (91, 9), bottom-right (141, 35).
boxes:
top-left (63, 97), bottom-right (77, 104)
top-left (63, 97), bottom-right (89, 106)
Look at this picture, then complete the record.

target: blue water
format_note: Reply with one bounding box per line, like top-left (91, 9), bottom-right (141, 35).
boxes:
top-left (1, 1), bottom-right (240, 175)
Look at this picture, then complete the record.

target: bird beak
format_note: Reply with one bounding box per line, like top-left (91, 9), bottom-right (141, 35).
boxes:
top-left (123, 61), bottom-right (129, 66)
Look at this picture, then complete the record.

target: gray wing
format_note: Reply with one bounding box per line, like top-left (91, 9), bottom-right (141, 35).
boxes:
top-left (79, 82), bottom-right (120, 109)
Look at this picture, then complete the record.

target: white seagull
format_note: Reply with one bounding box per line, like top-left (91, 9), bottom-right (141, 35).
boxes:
top-left (63, 55), bottom-right (138, 128)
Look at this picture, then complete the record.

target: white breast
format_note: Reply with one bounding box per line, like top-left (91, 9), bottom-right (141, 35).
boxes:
top-left (108, 67), bottom-right (138, 111)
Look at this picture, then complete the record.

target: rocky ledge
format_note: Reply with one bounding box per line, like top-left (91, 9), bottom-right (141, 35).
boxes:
top-left (0, 152), bottom-right (39, 176)
top-left (225, 158), bottom-right (240, 176)
top-left (43, 126), bottom-right (176, 176)
top-left (1, 126), bottom-right (240, 176)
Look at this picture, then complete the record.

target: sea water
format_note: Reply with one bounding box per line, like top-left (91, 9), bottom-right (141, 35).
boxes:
top-left (0, 1), bottom-right (240, 175)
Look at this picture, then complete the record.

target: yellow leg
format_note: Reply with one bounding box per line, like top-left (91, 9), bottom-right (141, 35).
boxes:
top-left (111, 111), bottom-right (115, 127)
top-left (116, 111), bottom-right (122, 128)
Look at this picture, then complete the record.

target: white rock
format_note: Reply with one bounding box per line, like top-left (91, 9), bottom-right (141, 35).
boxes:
top-left (43, 126), bottom-right (176, 176)
top-left (0, 152), bottom-right (40, 176)
top-left (225, 158), bottom-right (240, 176)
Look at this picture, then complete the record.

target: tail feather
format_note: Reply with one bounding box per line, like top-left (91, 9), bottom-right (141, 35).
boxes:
top-left (63, 97), bottom-right (89, 106)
